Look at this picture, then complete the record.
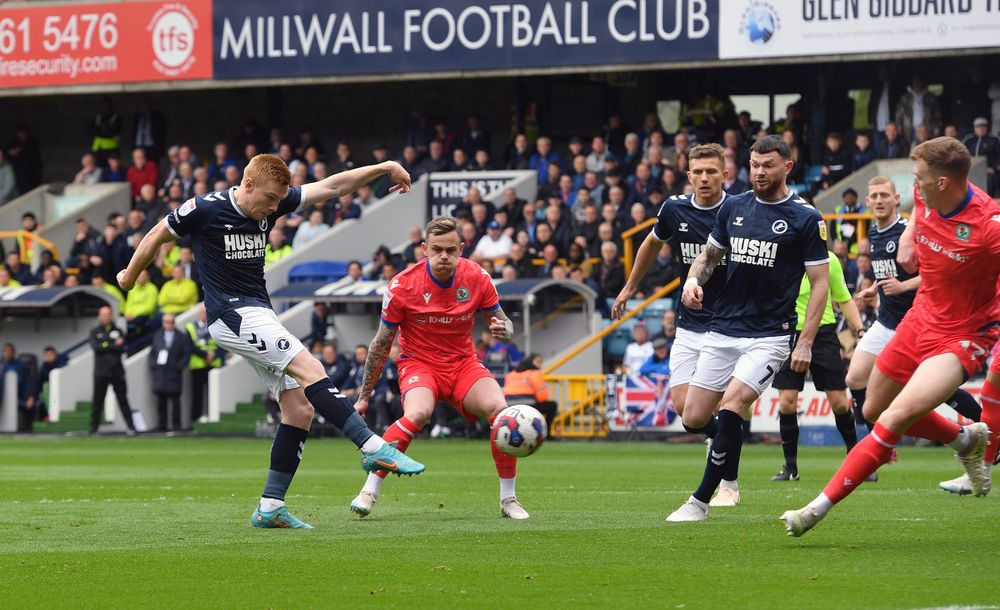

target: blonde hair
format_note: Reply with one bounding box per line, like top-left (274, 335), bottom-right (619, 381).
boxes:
top-left (425, 216), bottom-right (460, 241)
top-left (911, 137), bottom-right (971, 180)
top-left (243, 154), bottom-right (291, 187)
top-left (868, 175), bottom-right (897, 193)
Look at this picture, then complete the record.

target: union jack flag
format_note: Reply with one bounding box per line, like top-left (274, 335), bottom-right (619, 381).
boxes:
top-left (612, 374), bottom-right (676, 428)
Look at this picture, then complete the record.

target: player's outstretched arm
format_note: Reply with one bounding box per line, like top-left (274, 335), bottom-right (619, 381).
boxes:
top-left (486, 307), bottom-right (514, 342)
top-left (116, 220), bottom-right (176, 291)
top-left (612, 232), bottom-right (665, 319)
top-left (302, 161), bottom-right (411, 207)
top-left (791, 262), bottom-right (830, 373)
top-left (681, 240), bottom-right (726, 309)
top-left (355, 320), bottom-right (399, 417)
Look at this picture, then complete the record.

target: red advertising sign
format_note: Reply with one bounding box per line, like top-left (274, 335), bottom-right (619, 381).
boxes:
top-left (0, 1), bottom-right (212, 88)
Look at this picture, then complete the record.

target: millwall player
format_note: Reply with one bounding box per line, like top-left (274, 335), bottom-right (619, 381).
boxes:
top-left (612, 144), bottom-right (742, 507)
top-left (666, 135), bottom-right (831, 522)
top-left (117, 154), bottom-right (425, 529)
top-left (782, 138), bottom-right (997, 537)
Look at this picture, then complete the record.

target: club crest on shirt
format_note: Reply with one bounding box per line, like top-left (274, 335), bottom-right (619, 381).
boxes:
top-left (456, 286), bottom-right (470, 302)
top-left (886, 241), bottom-right (896, 253)
top-left (408, 375), bottom-right (419, 383)
top-left (276, 338), bottom-right (291, 351)
top-left (771, 220), bottom-right (788, 235)
top-left (259, 218), bottom-right (268, 232)
top-left (956, 224), bottom-right (971, 242)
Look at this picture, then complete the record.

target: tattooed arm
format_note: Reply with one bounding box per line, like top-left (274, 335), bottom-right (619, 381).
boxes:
top-left (681, 240), bottom-right (727, 310)
top-left (353, 320), bottom-right (399, 417)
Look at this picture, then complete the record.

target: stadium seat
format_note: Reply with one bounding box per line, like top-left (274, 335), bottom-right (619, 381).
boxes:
top-left (805, 164), bottom-right (824, 185)
top-left (288, 260), bottom-right (350, 284)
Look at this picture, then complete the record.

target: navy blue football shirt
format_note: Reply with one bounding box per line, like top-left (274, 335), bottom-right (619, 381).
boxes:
top-left (165, 186), bottom-right (305, 322)
top-left (653, 192), bottom-right (728, 333)
top-left (868, 214), bottom-right (917, 329)
top-left (707, 190), bottom-right (829, 338)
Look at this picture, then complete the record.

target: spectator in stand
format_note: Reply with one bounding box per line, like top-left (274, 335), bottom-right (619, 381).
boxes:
top-left (586, 135), bottom-right (614, 175)
top-left (341, 344), bottom-right (368, 402)
top-left (723, 157), bottom-right (747, 194)
top-left (175, 246), bottom-right (199, 288)
top-left (531, 222), bottom-right (558, 258)
top-left (0, 149), bottom-right (16, 204)
top-left (91, 275), bottom-right (124, 309)
top-left (910, 124), bottom-right (933, 154)
top-left (405, 110), bottom-right (433, 156)
top-left (852, 132), bottom-right (877, 172)
top-left (320, 342), bottom-right (352, 391)
top-left (569, 154), bottom-right (588, 190)
top-left (92, 224), bottom-right (131, 286)
top-left (503, 353), bottom-right (558, 435)
top-left (176, 162), bottom-right (195, 199)
top-left (0, 267), bottom-right (20, 287)
top-left (294, 127), bottom-right (324, 159)
top-left (963, 117), bottom-right (1000, 196)
top-left (302, 145), bottom-right (322, 176)
top-left (943, 123), bottom-right (961, 139)
top-left (545, 204), bottom-right (572, 251)
top-left (160, 145), bottom-right (180, 193)
top-left (877, 121), bottom-right (910, 159)
top-left (664, 132), bottom-right (691, 168)
top-left (575, 202), bottom-right (601, 247)
top-left (89, 97), bottom-right (121, 164)
top-left (537, 244), bottom-right (561, 278)
top-left (645, 145), bottom-right (666, 183)
top-left (451, 148), bottom-right (476, 172)
top-left (131, 98), bottom-right (166, 161)
top-left (413, 140), bottom-right (449, 179)
top-left (103, 153), bottom-right (126, 183)
top-left (619, 133), bottom-right (643, 177)
top-left (653, 309), bottom-right (677, 345)
top-left (307, 302), bottom-right (331, 347)
top-left (723, 129), bottom-right (749, 171)
top-left (354, 184), bottom-right (376, 208)
top-left (461, 114), bottom-right (490, 155)
top-left (507, 133), bottom-right (532, 170)
top-left (640, 335), bottom-right (671, 382)
top-left (157, 265), bottom-right (198, 315)
top-left (460, 221), bottom-right (481, 259)
top-left (590, 241), bottom-right (625, 313)
top-left (328, 192), bottom-right (362, 224)
top-left (74, 153), bottom-right (104, 185)
top-left (401, 225), bottom-right (423, 263)
top-left (622, 324), bottom-right (654, 377)
top-left (176, 145), bottom-right (199, 169)
top-left (473, 220), bottom-right (513, 262)
top-left (2, 343), bottom-right (34, 432)
top-left (345, 260), bottom-right (364, 283)
top-left (604, 114), bottom-right (629, 158)
top-left (127, 147), bottom-right (159, 202)
top-left (895, 75), bottom-right (942, 141)
top-left (239, 143), bottom-right (258, 171)
top-left (292, 207), bottom-right (330, 249)
top-left (537, 162), bottom-right (562, 201)
top-left (432, 119), bottom-right (456, 157)
top-left (89, 305), bottom-right (136, 435)
top-left (505, 242), bottom-right (534, 279)
top-left (821, 132), bottom-right (851, 189)
top-left (399, 145), bottom-right (419, 177)
top-left (264, 230), bottom-right (292, 267)
top-left (135, 184), bottom-right (167, 227)
top-left (660, 167), bottom-right (683, 198)
top-left (185, 304), bottom-right (222, 425)
top-left (627, 162), bottom-right (655, 206)
top-left (639, 243), bottom-right (679, 299)
top-left (148, 313), bottom-right (192, 432)
top-left (833, 188), bottom-right (867, 256)
top-left (6, 126), bottom-right (43, 194)
top-left (644, 129), bottom-right (666, 157)
top-left (123, 269), bottom-right (158, 342)
top-left (207, 142), bottom-right (237, 184)
top-left (124, 210), bottom-right (147, 250)
top-left (68, 218), bottom-right (102, 265)
top-left (223, 164), bottom-right (240, 188)
top-left (33, 345), bottom-right (65, 425)
top-left (529, 137), bottom-right (562, 185)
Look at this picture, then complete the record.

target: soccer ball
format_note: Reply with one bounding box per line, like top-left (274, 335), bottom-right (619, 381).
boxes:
top-left (491, 405), bottom-right (546, 458)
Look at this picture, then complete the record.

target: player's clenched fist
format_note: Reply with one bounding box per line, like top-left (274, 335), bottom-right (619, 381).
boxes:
top-left (116, 269), bottom-right (134, 291)
top-left (681, 278), bottom-right (703, 309)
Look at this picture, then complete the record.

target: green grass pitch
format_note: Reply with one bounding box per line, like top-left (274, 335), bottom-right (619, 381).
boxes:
top-left (0, 437), bottom-right (997, 609)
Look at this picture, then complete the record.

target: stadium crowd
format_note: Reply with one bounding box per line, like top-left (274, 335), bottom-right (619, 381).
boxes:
top-left (2, 71), bottom-right (1000, 435)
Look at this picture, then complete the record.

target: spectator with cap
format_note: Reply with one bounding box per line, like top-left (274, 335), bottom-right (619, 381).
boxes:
top-left (640, 336), bottom-right (671, 379)
top-left (963, 117), bottom-right (999, 196)
top-left (473, 220), bottom-right (513, 262)
top-left (833, 187), bottom-right (866, 256)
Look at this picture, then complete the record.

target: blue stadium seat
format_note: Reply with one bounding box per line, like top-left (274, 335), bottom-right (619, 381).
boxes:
top-left (805, 164), bottom-right (825, 185)
top-left (288, 261), bottom-right (349, 284)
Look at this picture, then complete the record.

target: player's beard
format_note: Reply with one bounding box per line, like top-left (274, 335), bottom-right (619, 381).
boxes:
top-left (752, 176), bottom-right (783, 200)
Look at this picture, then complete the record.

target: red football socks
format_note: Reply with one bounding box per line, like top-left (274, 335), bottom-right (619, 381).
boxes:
top-left (903, 410), bottom-right (960, 444)
top-left (489, 416), bottom-right (518, 478)
top-left (980, 379), bottom-right (1000, 464)
top-left (821, 422), bottom-right (901, 504)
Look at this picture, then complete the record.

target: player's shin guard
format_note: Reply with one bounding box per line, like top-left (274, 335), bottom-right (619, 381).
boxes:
top-left (980, 379), bottom-right (1000, 464)
top-left (904, 410), bottom-right (961, 445)
top-left (262, 423), bottom-right (308, 501)
top-left (834, 410), bottom-right (859, 452)
top-left (947, 388), bottom-right (982, 422)
top-left (375, 417), bottom-right (422, 480)
top-left (488, 416), bottom-right (517, 479)
top-left (304, 379), bottom-right (374, 448)
top-left (778, 412), bottom-right (799, 469)
top-left (821, 422), bottom-right (900, 504)
top-left (693, 410), bottom-right (743, 504)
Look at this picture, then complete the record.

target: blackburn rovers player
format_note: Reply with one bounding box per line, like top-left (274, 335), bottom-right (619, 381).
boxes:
top-left (846, 176), bottom-right (982, 489)
top-left (782, 138), bottom-right (999, 537)
top-left (665, 135), bottom-right (831, 523)
top-left (349, 217), bottom-right (529, 520)
top-left (612, 143), bottom-right (744, 507)
top-left (116, 154), bottom-right (425, 529)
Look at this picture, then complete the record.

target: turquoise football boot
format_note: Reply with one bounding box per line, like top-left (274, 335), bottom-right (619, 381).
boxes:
top-left (251, 505), bottom-right (314, 529)
top-left (361, 441), bottom-right (426, 476)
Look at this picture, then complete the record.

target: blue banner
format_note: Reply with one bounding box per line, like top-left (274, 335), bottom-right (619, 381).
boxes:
top-left (213, 0), bottom-right (718, 79)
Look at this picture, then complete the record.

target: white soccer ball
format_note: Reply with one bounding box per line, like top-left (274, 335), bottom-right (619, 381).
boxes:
top-left (491, 404), bottom-right (547, 458)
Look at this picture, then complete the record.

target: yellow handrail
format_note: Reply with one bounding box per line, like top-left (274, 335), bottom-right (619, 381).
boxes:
top-left (0, 230), bottom-right (60, 262)
top-left (546, 374), bottom-right (607, 439)
top-left (542, 277), bottom-right (679, 375)
top-left (621, 217), bottom-right (657, 277)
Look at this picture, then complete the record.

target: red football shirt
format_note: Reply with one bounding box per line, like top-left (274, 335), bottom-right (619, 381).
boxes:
top-left (382, 257), bottom-right (500, 364)
top-left (910, 183), bottom-right (1000, 333)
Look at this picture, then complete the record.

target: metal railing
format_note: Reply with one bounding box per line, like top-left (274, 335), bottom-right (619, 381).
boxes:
top-left (621, 218), bottom-right (657, 277)
top-left (0, 230), bottom-right (60, 263)
top-left (548, 375), bottom-right (607, 439)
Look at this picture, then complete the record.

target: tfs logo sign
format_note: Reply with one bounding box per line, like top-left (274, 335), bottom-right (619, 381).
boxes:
top-left (148, 4), bottom-right (200, 77)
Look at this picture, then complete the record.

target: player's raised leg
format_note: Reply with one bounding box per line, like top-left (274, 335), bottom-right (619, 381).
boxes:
top-left (782, 354), bottom-right (988, 537)
top-left (252, 386), bottom-right (315, 529)
top-left (462, 375), bottom-right (529, 520)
